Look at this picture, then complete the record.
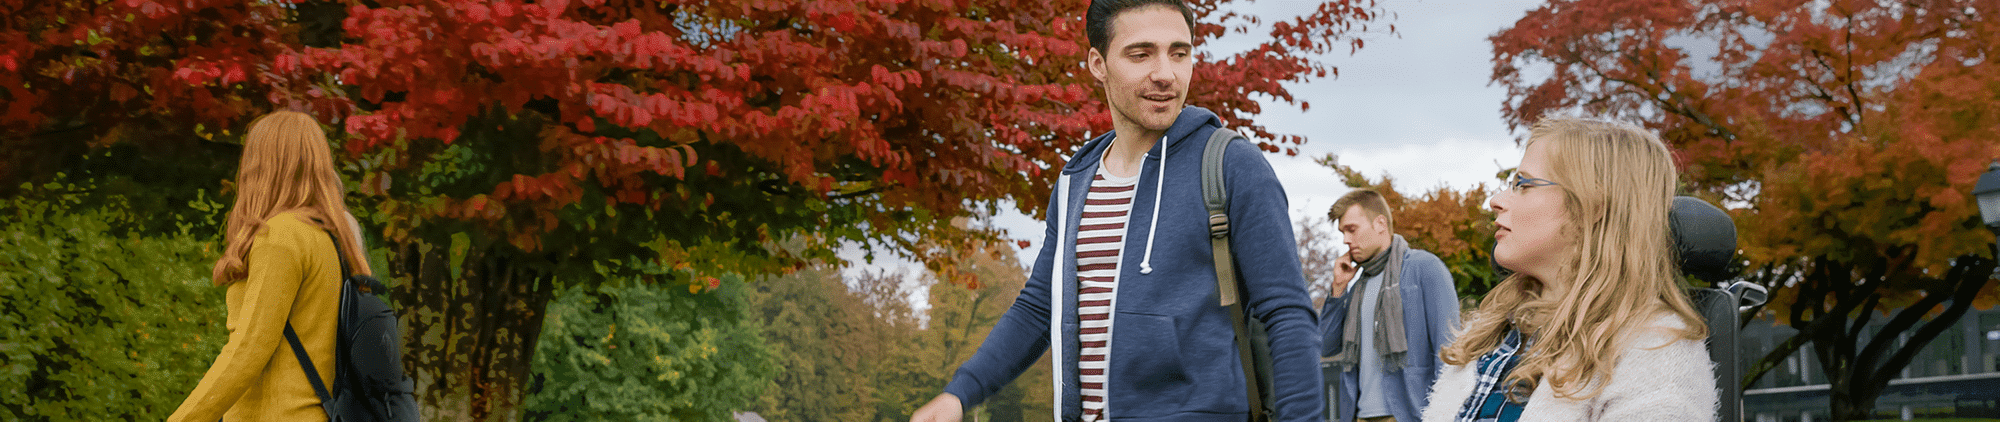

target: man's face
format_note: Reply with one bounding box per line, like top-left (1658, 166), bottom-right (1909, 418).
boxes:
top-left (1087, 6), bottom-right (1194, 133)
top-left (1339, 205), bottom-right (1390, 263)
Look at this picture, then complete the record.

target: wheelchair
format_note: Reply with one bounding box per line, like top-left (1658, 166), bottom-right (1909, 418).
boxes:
top-left (1674, 196), bottom-right (1767, 422)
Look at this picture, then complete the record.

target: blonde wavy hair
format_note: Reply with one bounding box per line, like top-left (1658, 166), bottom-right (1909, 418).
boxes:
top-left (211, 111), bottom-right (371, 285)
top-left (1440, 116), bottom-right (1707, 400)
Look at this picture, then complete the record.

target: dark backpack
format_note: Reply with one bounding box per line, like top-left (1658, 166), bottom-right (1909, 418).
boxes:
top-left (1200, 128), bottom-right (1277, 422)
top-left (280, 232), bottom-right (421, 422)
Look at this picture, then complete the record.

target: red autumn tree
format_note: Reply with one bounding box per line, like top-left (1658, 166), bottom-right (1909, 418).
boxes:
top-left (1492, 0), bottom-right (2000, 420)
top-left (3, 0), bottom-right (1391, 419)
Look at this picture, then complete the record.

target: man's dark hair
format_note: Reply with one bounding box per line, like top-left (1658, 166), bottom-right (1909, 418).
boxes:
top-left (1331, 188), bottom-right (1395, 231)
top-left (1086, 0), bottom-right (1197, 55)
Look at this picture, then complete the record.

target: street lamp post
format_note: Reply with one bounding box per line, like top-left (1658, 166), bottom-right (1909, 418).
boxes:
top-left (1975, 160), bottom-right (2000, 258)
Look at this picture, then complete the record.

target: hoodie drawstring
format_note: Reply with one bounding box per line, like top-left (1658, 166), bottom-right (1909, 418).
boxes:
top-left (1139, 135), bottom-right (1168, 275)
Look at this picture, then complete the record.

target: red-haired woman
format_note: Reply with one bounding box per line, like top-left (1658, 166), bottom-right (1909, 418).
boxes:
top-left (170, 111), bottom-right (371, 422)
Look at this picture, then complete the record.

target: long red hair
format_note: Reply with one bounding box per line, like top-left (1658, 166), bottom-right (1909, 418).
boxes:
top-left (211, 111), bottom-right (371, 285)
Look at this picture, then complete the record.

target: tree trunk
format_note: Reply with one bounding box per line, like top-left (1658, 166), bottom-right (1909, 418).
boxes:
top-left (1803, 255), bottom-right (1994, 422)
top-left (1827, 385), bottom-right (1876, 421)
top-left (389, 240), bottom-right (556, 421)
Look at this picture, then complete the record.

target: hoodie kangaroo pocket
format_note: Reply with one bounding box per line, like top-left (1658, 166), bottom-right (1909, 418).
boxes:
top-left (1109, 311), bottom-right (1192, 417)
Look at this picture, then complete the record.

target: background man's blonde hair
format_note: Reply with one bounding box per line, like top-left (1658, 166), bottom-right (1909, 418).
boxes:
top-left (1330, 188), bottom-right (1393, 230)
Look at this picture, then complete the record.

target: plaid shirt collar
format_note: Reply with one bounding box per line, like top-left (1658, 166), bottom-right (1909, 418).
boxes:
top-left (1454, 328), bottom-right (1530, 422)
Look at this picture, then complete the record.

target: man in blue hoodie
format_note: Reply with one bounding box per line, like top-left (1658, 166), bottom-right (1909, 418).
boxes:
top-left (909, 1), bottom-right (1322, 421)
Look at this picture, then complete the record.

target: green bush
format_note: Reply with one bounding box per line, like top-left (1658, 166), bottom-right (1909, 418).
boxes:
top-left (0, 192), bottom-right (227, 420)
top-left (526, 277), bottom-right (776, 421)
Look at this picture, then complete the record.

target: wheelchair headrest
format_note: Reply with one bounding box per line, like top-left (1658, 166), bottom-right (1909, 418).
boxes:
top-left (1670, 196), bottom-right (1738, 283)
top-left (1489, 196), bottom-right (1739, 284)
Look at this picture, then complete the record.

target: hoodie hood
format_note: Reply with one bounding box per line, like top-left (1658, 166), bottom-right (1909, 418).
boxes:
top-left (1061, 106), bottom-right (1224, 175)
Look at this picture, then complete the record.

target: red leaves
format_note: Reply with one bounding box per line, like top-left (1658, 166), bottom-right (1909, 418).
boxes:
top-left (536, 0), bottom-right (570, 18)
top-left (169, 60), bottom-right (247, 85)
top-left (460, 3), bottom-right (493, 23)
top-left (603, 142), bottom-right (694, 179)
top-left (869, 65), bottom-right (923, 92)
top-left (126, 0), bottom-right (171, 19)
top-left (3, 0), bottom-right (1388, 273)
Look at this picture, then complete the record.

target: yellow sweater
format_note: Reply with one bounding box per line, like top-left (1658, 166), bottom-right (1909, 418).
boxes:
top-left (171, 212), bottom-right (341, 422)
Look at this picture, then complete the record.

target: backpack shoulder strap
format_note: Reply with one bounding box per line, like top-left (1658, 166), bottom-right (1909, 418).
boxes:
top-left (1202, 128), bottom-right (1238, 306)
top-left (285, 322), bottom-right (338, 420)
top-left (1202, 128), bottom-right (1271, 421)
top-left (283, 231), bottom-right (354, 420)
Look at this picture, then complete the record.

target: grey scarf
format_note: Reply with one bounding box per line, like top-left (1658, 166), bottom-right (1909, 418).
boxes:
top-left (1331, 234), bottom-right (1410, 370)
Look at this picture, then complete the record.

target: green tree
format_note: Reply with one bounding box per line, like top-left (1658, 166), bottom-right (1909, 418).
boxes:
top-left (740, 231), bottom-right (1049, 422)
top-left (0, 185), bottom-right (227, 420)
top-left (913, 236), bottom-right (1052, 422)
top-left (525, 276), bottom-right (776, 421)
top-left (742, 266), bottom-right (901, 421)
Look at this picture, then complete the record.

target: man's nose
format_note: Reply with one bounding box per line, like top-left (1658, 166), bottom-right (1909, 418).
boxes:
top-left (1146, 60), bottom-right (1174, 85)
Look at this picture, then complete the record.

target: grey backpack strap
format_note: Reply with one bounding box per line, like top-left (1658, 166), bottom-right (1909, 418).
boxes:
top-left (1203, 128), bottom-right (1239, 306)
top-left (1202, 128), bottom-right (1272, 421)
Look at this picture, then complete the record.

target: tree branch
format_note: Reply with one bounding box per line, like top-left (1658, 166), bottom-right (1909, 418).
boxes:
top-left (1868, 256), bottom-right (1996, 384)
top-left (827, 187), bottom-right (885, 200)
top-left (1742, 329), bottom-right (1813, 389)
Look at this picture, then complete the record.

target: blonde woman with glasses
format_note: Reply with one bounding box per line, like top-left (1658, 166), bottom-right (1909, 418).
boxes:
top-left (1420, 116), bottom-right (1717, 422)
top-left (170, 111), bottom-right (370, 422)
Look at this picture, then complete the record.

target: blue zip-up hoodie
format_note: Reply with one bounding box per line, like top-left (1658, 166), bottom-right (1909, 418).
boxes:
top-left (943, 106), bottom-right (1324, 421)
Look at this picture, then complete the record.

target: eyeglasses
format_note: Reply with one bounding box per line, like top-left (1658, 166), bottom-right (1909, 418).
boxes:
top-left (1504, 170), bottom-right (1559, 193)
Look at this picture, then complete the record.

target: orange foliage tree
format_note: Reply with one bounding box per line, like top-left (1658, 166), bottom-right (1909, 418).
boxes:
top-left (1492, 0), bottom-right (2000, 419)
top-left (2, 0), bottom-right (1390, 418)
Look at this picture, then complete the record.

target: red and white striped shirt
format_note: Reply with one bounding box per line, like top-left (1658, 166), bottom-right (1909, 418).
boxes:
top-left (1076, 169), bottom-right (1137, 421)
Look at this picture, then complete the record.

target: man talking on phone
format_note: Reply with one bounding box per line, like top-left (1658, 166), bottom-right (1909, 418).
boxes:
top-left (1320, 189), bottom-right (1460, 422)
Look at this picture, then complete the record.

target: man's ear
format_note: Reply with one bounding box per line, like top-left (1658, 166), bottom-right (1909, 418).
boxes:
top-left (1087, 48), bottom-right (1107, 83)
top-left (1373, 214), bottom-right (1390, 234)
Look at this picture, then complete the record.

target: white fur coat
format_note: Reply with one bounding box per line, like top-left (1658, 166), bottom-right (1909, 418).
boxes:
top-left (1420, 314), bottom-right (1719, 422)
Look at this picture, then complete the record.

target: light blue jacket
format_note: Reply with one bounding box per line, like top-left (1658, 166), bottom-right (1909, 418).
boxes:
top-left (1319, 249), bottom-right (1459, 422)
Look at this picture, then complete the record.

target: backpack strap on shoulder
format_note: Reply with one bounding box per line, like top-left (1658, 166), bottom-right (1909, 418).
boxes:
top-left (1202, 128), bottom-right (1272, 421)
top-left (1202, 128), bottom-right (1238, 307)
top-left (327, 230), bottom-right (387, 293)
top-left (283, 231), bottom-right (359, 421)
top-left (285, 322), bottom-right (338, 421)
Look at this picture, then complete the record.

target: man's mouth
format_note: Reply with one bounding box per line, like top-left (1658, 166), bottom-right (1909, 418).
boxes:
top-left (1142, 93), bottom-right (1176, 102)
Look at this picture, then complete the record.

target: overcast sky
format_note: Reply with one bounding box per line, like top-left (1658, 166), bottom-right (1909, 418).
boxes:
top-left (847, 0), bottom-right (1551, 286)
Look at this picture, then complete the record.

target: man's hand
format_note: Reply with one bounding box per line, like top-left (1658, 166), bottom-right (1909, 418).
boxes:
top-left (910, 393), bottom-right (964, 422)
top-left (1329, 252), bottom-right (1357, 299)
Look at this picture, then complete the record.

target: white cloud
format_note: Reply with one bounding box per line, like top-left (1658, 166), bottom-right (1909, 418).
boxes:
top-left (1322, 137), bottom-right (1519, 193)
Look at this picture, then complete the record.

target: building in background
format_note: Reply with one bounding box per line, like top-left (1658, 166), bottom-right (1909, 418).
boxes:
top-left (1741, 309), bottom-right (2000, 422)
